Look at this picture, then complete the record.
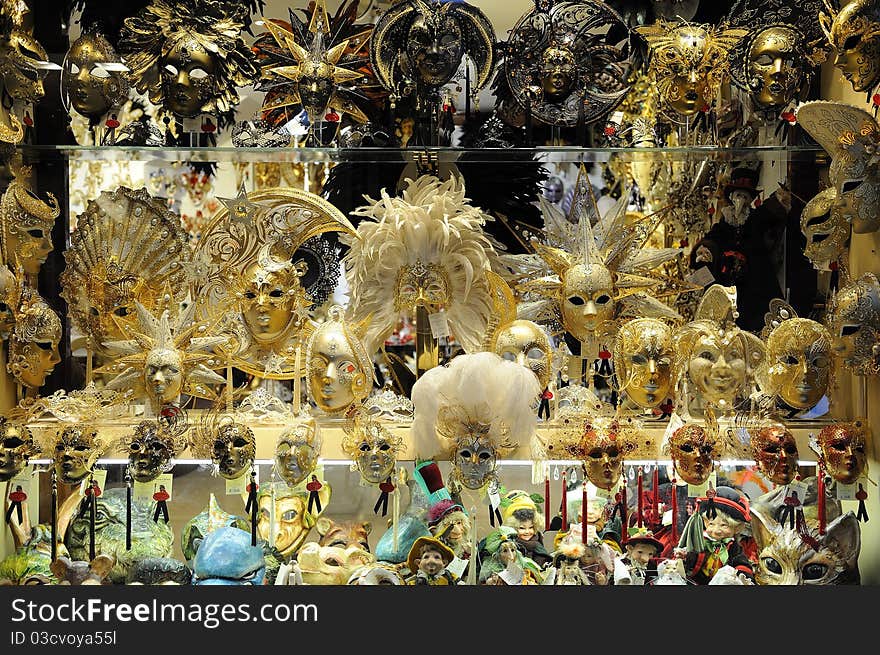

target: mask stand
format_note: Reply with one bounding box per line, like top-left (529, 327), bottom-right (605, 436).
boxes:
top-left (415, 305), bottom-right (439, 378)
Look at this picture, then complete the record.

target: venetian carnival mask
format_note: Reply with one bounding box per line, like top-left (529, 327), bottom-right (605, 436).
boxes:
top-left (342, 411), bottom-right (401, 485)
top-left (7, 289), bottom-right (61, 390)
top-left (761, 309), bottom-right (832, 410)
top-left (406, 10), bottom-right (464, 87)
top-left (822, 0), bottom-right (880, 93)
top-left (829, 273), bottom-right (880, 375)
top-left (746, 26), bottom-right (804, 108)
top-left (143, 348), bottom-right (183, 408)
top-left (54, 425), bottom-right (100, 485)
top-left (562, 263), bottom-right (615, 342)
top-left (256, 484), bottom-right (330, 558)
top-left (0, 19), bottom-right (47, 104)
top-left (211, 420), bottom-right (255, 480)
top-left (667, 424), bottom-right (718, 486)
top-left (159, 37), bottom-right (217, 118)
top-left (273, 418), bottom-right (321, 487)
top-left (751, 423), bottom-right (799, 486)
top-left (306, 306), bottom-right (373, 416)
top-left (579, 417), bottom-right (638, 490)
top-left (800, 186), bottom-right (849, 267)
top-left (0, 264), bottom-right (15, 339)
top-left (614, 318), bottom-right (674, 409)
top-left (0, 417), bottom-right (38, 482)
top-left (816, 421), bottom-right (869, 485)
top-left (62, 31), bottom-right (130, 120)
top-left (0, 180), bottom-right (60, 278)
top-left (451, 428), bottom-right (497, 490)
top-left (492, 320), bottom-right (553, 390)
top-left (238, 258), bottom-right (309, 347)
top-left (125, 420), bottom-right (185, 484)
top-left (394, 261), bottom-right (450, 311)
top-left (682, 327), bottom-right (751, 409)
top-left (637, 21), bottom-right (747, 117)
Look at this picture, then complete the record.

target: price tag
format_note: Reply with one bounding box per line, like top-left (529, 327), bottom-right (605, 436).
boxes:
top-left (428, 310), bottom-right (450, 339)
top-left (662, 508), bottom-right (673, 526)
top-left (79, 469), bottom-right (107, 495)
top-left (785, 479), bottom-right (809, 503)
top-left (226, 468), bottom-right (259, 496)
top-left (836, 482), bottom-right (857, 501)
top-left (446, 556), bottom-right (468, 579)
top-left (488, 487), bottom-right (501, 511)
top-left (685, 266), bottom-right (715, 287)
top-left (134, 473), bottom-right (174, 502)
top-left (181, 116), bottom-right (203, 132)
top-left (9, 467), bottom-right (32, 495)
top-left (688, 471), bottom-right (716, 498)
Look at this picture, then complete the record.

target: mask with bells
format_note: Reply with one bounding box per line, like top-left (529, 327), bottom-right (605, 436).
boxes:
top-left (0, 180), bottom-right (60, 278)
top-left (342, 410), bottom-right (401, 485)
top-left (829, 273), bottom-right (880, 375)
top-left (578, 417), bottom-right (638, 491)
top-left (614, 318), bottom-right (674, 410)
top-left (54, 425), bottom-right (101, 485)
top-left (666, 424), bottom-right (718, 486)
top-left (273, 418), bottom-right (321, 487)
top-left (815, 421), bottom-right (869, 485)
top-left (62, 31), bottom-right (130, 121)
top-left (6, 286), bottom-right (61, 391)
top-left (124, 419), bottom-right (186, 484)
top-left (636, 21), bottom-right (747, 117)
top-left (821, 0), bottom-right (880, 94)
top-left (759, 302), bottom-right (832, 410)
top-left (0, 417), bottom-right (38, 482)
top-left (800, 186), bottom-right (849, 268)
top-left (305, 305), bottom-right (373, 416)
top-left (492, 319), bottom-right (553, 390)
top-left (750, 423), bottom-right (799, 486)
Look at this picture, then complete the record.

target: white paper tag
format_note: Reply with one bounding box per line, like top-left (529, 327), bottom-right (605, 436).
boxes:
top-left (79, 469), bottom-right (107, 495)
top-left (488, 488), bottom-right (501, 510)
top-left (226, 468), bottom-right (259, 496)
top-left (836, 482), bottom-right (857, 501)
top-left (662, 508), bottom-right (673, 527)
top-left (685, 266), bottom-right (715, 287)
top-left (446, 556), bottom-right (468, 579)
top-left (9, 466), bottom-right (32, 495)
top-left (181, 116), bottom-right (203, 132)
top-left (662, 414), bottom-right (685, 452)
top-left (134, 473), bottom-right (174, 502)
top-left (687, 471), bottom-right (717, 498)
top-left (785, 480), bottom-right (809, 503)
top-left (428, 310), bottom-right (451, 339)
top-left (498, 562), bottom-right (524, 586)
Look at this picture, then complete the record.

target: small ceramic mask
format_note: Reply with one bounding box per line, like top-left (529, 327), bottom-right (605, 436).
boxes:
top-left (274, 417), bottom-right (321, 487)
top-left (342, 411), bottom-right (401, 485)
top-left (211, 419), bottom-right (256, 480)
top-left (54, 425), bottom-right (101, 485)
top-left (614, 318), bottom-right (674, 409)
top-left (751, 423), bottom-right (799, 486)
top-left (579, 417), bottom-right (638, 490)
top-left (829, 273), bottom-right (880, 375)
top-left (667, 423), bottom-right (718, 486)
top-left (125, 419), bottom-right (186, 484)
top-left (816, 421), bottom-right (869, 485)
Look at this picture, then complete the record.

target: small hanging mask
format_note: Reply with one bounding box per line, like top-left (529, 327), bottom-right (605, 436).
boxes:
top-left (751, 423), bottom-right (799, 486)
top-left (273, 417), bottom-right (321, 487)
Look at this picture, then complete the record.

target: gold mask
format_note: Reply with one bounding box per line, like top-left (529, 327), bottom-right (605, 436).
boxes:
top-left (683, 328), bottom-right (750, 409)
top-left (822, 0), bottom-right (880, 92)
top-left (342, 411), bottom-right (401, 485)
top-left (274, 418), bottom-right (321, 487)
top-left (540, 44), bottom-right (577, 101)
top-left (637, 21), bottom-right (747, 117)
top-left (7, 287), bottom-right (61, 390)
top-left (829, 273), bottom-right (880, 375)
top-left (306, 306), bottom-right (372, 416)
top-left (0, 264), bottom-right (14, 339)
top-left (143, 348), bottom-right (183, 407)
top-left (0, 180), bottom-right (60, 277)
top-left (125, 419), bottom-right (186, 484)
top-left (256, 490), bottom-right (311, 558)
top-left (238, 260), bottom-right (309, 347)
top-left (210, 420), bottom-right (255, 480)
top-left (0, 23), bottom-right (47, 104)
top-left (746, 26), bottom-right (803, 108)
top-left (394, 260), bottom-right (450, 311)
top-left (492, 319), bottom-right (552, 390)
top-left (763, 318), bottom-right (831, 410)
top-left (62, 31), bottom-right (130, 120)
top-left (614, 318), bottom-right (673, 409)
top-left (800, 186), bottom-right (849, 268)
top-left (816, 421), bottom-right (869, 485)
top-left (562, 263), bottom-right (614, 342)
top-left (0, 417), bottom-right (38, 482)
top-left (159, 37), bottom-right (217, 118)
top-left (668, 423), bottom-right (717, 485)
top-left (751, 423), bottom-right (799, 486)
top-left (54, 425), bottom-right (101, 485)
top-left (579, 417), bottom-right (638, 490)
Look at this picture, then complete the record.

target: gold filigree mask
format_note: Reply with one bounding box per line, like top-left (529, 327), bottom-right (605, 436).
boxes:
top-left (238, 260), bottom-right (309, 347)
top-left (7, 289), bottom-right (61, 390)
top-left (0, 181), bottom-right (60, 277)
top-left (274, 418), bottom-right (320, 487)
top-left (0, 264), bottom-right (14, 339)
top-left (764, 318), bottom-right (831, 410)
top-left (342, 411), bottom-right (401, 485)
top-left (211, 420), bottom-right (255, 480)
top-left (0, 417), bottom-right (38, 482)
top-left (579, 418), bottom-right (638, 490)
top-left (126, 419), bottom-right (185, 484)
top-left (801, 186), bottom-right (849, 267)
top-left (62, 31), bottom-right (130, 120)
top-left (54, 425), bottom-right (100, 485)
top-left (614, 318), bottom-right (673, 409)
top-left (751, 423), bottom-right (799, 486)
top-left (830, 273), bottom-right (880, 375)
top-left (160, 37), bottom-right (217, 118)
top-left (668, 424), bottom-right (717, 485)
top-left (306, 306), bottom-right (372, 416)
top-left (0, 25), bottom-right (47, 104)
top-left (143, 348), bottom-right (183, 407)
top-left (561, 263), bottom-right (614, 342)
top-left (394, 261), bottom-right (450, 311)
top-left (493, 319), bottom-right (552, 390)
top-left (816, 421), bottom-right (869, 484)
top-left (438, 408), bottom-right (511, 490)
top-left (823, 0), bottom-right (880, 92)
top-left (685, 329), bottom-right (750, 409)
top-left (540, 44), bottom-right (577, 101)
top-left (747, 26), bottom-right (803, 108)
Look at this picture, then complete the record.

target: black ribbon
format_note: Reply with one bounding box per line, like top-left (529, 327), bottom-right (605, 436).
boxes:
top-left (4, 495), bottom-right (22, 525)
top-left (856, 485), bottom-right (869, 523)
top-left (125, 471), bottom-right (132, 551)
top-left (308, 489), bottom-right (322, 515)
top-left (374, 490), bottom-right (389, 517)
top-left (488, 503), bottom-right (502, 527)
top-left (153, 500), bottom-right (169, 524)
top-left (245, 471), bottom-right (258, 546)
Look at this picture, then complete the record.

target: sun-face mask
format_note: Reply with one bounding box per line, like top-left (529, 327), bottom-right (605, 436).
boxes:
top-left (614, 318), bottom-right (674, 410)
top-left (815, 421), bottom-right (869, 485)
top-left (821, 0), bottom-right (880, 94)
top-left (800, 186), bottom-right (849, 269)
top-left (828, 273), bottom-right (880, 375)
top-left (62, 30), bottom-right (130, 122)
top-left (636, 20), bottom-right (747, 117)
top-left (750, 423), bottom-right (799, 486)
top-left (758, 301), bottom-right (832, 410)
top-left (665, 423), bottom-right (718, 486)
top-left (342, 410), bottom-right (402, 485)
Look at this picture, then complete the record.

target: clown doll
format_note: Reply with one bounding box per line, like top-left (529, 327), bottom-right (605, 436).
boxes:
top-left (675, 486), bottom-right (755, 584)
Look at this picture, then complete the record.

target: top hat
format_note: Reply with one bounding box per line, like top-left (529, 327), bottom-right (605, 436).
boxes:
top-left (723, 167), bottom-right (761, 202)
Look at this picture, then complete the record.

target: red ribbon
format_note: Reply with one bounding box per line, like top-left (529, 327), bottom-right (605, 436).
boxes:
top-left (637, 467), bottom-right (644, 528)
top-left (817, 462), bottom-right (826, 536)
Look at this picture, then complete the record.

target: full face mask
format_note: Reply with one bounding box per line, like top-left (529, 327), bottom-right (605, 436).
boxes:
top-left (211, 420), bottom-right (256, 480)
top-left (273, 418), bottom-right (321, 487)
top-left (800, 186), bottom-right (849, 268)
top-left (762, 317), bottom-right (831, 410)
top-left (667, 424), bottom-right (718, 486)
top-left (579, 417), bottom-right (638, 490)
top-left (822, 0), bottom-right (880, 93)
top-left (751, 423), bottom-right (799, 486)
top-left (446, 424), bottom-right (498, 491)
top-left (492, 319), bottom-right (553, 390)
top-left (0, 181), bottom-right (60, 278)
top-left (342, 411), bottom-right (401, 485)
top-left (683, 328), bottom-right (751, 410)
top-left (0, 417), bottom-right (38, 482)
top-left (143, 348), bottom-right (183, 408)
top-left (816, 421), bottom-right (869, 485)
top-left (614, 318), bottom-right (674, 409)
top-left (561, 263), bottom-right (615, 342)
top-left (159, 37), bottom-right (217, 118)
top-left (238, 260), bottom-right (309, 347)
top-left (744, 26), bottom-right (806, 109)
top-left (7, 288), bottom-right (61, 391)
top-left (62, 31), bottom-right (130, 121)
top-left (829, 273), bottom-right (880, 375)
top-left (54, 425), bottom-right (101, 485)
top-left (125, 420), bottom-right (185, 484)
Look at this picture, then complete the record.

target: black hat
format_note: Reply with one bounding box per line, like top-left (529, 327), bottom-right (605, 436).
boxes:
top-left (697, 486), bottom-right (751, 523)
top-left (723, 168), bottom-right (760, 202)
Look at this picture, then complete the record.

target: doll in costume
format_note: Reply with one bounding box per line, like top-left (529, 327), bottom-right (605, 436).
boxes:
top-left (612, 528), bottom-right (663, 585)
top-left (478, 527), bottom-right (543, 585)
top-left (675, 486), bottom-right (755, 585)
top-left (500, 491), bottom-right (552, 569)
top-left (406, 536), bottom-right (458, 586)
